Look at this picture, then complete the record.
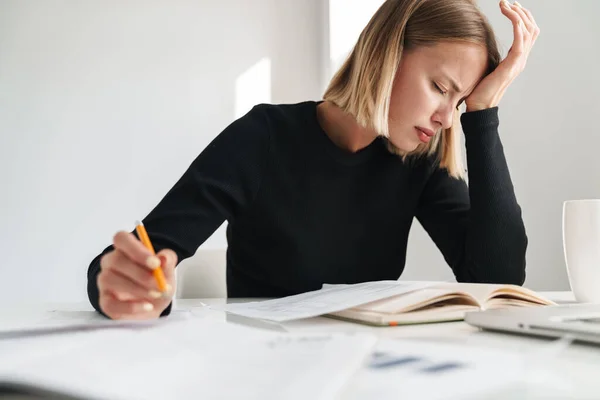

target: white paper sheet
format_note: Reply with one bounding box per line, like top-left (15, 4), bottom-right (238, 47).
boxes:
top-left (340, 338), bottom-right (525, 400)
top-left (221, 280), bottom-right (432, 322)
top-left (0, 309), bottom-right (192, 339)
top-left (0, 318), bottom-right (378, 400)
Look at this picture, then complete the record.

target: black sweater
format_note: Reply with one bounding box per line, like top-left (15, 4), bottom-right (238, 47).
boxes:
top-left (87, 101), bottom-right (527, 314)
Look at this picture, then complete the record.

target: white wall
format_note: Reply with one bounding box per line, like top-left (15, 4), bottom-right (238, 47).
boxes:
top-left (2, 0), bottom-right (599, 304)
top-left (0, 0), bottom-right (324, 303)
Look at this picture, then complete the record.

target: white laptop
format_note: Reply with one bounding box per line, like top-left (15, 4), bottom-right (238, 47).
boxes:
top-left (465, 303), bottom-right (600, 345)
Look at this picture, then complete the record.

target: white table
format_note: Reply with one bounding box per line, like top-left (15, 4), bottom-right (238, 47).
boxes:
top-left (4, 292), bottom-right (600, 399)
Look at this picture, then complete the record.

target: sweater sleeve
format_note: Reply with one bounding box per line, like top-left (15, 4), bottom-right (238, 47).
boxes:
top-left (415, 107), bottom-right (527, 285)
top-left (86, 105), bottom-right (271, 316)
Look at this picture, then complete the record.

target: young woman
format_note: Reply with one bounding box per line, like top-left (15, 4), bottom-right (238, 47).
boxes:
top-left (88, 0), bottom-right (539, 319)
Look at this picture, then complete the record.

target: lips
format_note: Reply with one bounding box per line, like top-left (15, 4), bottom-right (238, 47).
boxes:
top-left (416, 127), bottom-right (435, 137)
top-left (415, 127), bottom-right (434, 144)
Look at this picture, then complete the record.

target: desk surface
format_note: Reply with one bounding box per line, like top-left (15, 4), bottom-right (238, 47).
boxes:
top-left (168, 292), bottom-right (600, 399)
top-left (5, 292), bottom-right (600, 400)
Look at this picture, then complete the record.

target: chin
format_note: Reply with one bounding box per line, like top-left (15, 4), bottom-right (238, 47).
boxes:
top-left (385, 138), bottom-right (420, 156)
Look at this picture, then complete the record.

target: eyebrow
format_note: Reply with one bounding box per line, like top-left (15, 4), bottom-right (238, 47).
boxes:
top-left (443, 74), bottom-right (463, 94)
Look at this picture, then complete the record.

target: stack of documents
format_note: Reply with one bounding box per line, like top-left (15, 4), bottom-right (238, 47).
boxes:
top-left (221, 281), bottom-right (432, 321)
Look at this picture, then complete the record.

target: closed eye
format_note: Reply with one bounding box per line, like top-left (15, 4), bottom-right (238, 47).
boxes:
top-left (434, 81), bottom-right (464, 110)
top-left (433, 82), bottom-right (447, 95)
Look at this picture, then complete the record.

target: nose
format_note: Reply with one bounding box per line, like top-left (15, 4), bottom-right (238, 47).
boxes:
top-left (432, 104), bottom-right (454, 130)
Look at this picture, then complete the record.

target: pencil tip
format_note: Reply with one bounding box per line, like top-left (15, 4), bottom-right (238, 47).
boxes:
top-left (135, 220), bottom-right (143, 226)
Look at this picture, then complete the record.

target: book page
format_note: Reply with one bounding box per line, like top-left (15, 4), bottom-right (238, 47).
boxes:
top-left (485, 286), bottom-right (556, 307)
top-left (352, 287), bottom-right (482, 314)
top-left (425, 283), bottom-right (555, 308)
top-left (221, 281), bottom-right (433, 322)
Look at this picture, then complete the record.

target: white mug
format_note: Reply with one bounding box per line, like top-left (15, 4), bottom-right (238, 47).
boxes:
top-left (562, 199), bottom-right (600, 303)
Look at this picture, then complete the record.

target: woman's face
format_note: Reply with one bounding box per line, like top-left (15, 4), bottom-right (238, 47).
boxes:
top-left (387, 41), bottom-right (488, 153)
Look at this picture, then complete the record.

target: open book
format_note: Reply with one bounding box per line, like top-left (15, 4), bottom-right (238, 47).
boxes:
top-left (327, 283), bottom-right (556, 326)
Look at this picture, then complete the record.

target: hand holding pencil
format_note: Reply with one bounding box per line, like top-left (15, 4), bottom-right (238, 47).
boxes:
top-left (97, 221), bottom-right (177, 320)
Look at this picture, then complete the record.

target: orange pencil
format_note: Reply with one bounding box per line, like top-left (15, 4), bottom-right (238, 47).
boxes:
top-left (135, 221), bottom-right (168, 293)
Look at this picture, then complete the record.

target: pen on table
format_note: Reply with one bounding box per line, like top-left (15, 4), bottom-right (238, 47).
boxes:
top-left (135, 220), bottom-right (168, 294)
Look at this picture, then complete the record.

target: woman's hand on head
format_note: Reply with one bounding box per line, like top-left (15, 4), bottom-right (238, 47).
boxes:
top-left (97, 231), bottom-right (177, 320)
top-left (465, 0), bottom-right (540, 112)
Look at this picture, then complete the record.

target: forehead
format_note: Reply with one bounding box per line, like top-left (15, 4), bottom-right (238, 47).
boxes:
top-left (404, 41), bottom-right (488, 91)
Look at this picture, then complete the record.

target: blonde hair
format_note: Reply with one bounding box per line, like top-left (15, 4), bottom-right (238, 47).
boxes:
top-left (323, 0), bottom-right (501, 179)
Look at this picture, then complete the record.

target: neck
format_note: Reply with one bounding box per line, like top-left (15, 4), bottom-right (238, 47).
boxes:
top-left (316, 101), bottom-right (378, 153)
